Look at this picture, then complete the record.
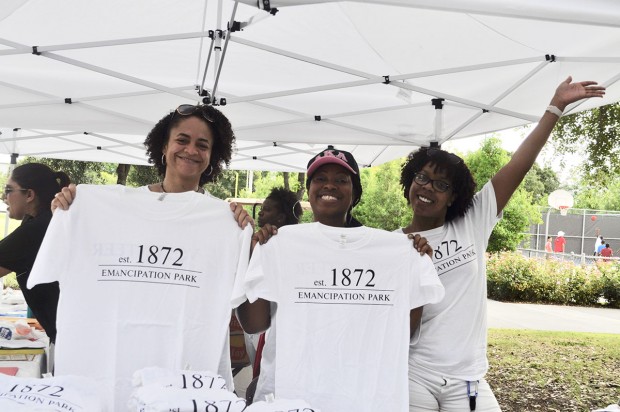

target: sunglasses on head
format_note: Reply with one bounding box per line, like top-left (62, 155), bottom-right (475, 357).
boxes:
top-left (426, 147), bottom-right (463, 165)
top-left (173, 104), bottom-right (215, 123)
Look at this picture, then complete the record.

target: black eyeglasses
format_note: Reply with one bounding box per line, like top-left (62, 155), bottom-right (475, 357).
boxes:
top-left (413, 173), bottom-right (451, 193)
top-left (174, 104), bottom-right (215, 123)
top-left (426, 148), bottom-right (462, 165)
top-left (2, 187), bottom-right (28, 199)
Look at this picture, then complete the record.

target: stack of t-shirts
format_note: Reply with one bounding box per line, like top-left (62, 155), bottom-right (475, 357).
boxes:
top-left (129, 367), bottom-right (245, 412)
top-left (131, 366), bottom-right (228, 390)
top-left (0, 400), bottom-right (50, 411)
top-left (0, 374), bottom-right (105, 411)
top-left (245, 398), bottom-right (321, 411)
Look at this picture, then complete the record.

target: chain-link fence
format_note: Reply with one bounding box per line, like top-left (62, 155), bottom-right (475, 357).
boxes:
top-left (519, 207), bottom-right (620, 260)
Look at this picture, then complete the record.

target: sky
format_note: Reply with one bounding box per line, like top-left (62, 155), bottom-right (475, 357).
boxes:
top-left (443, 124), bottom-right (581, 186)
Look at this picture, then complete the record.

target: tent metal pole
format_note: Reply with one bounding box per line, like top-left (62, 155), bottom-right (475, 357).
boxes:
top-left (211, 1), bottom-right (239, 103)
top-left (441, 60), bottom-right (547, 141)
top-left (230, 36), bottom-right (380, 80)
top-left (432, 98), bottom-right (444, 141)
top-left (395, 82), bottom-right (539, 121)
top-left (42, 53), bottom-right (197, 100)
top-left (0, 32), bottom-right (216, 56)
top-left (26, 146), bottom-right (147, 163)
top-left (4, 131), bottom-right (19, 237)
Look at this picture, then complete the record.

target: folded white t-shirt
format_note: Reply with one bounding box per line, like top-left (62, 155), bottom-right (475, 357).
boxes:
top-left (245, 398), bottom-right (320, 412)
top-left (129, 386), bottom-right (246, 412)
top-left (132, 366), bottom-right (228, 390)
top-left (0, 374), bottom-right (105, 411)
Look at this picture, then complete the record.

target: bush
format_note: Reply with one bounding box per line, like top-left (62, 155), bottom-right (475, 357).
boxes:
top-left (2, 273), bottom-right (19, 289)
top-left (596, 263), bottom-right (620, 308)
top-left (487, 252), bottom-right (618, 307)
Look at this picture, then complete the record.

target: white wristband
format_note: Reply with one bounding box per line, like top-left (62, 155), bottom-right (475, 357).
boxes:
top-left (545, 105), bottom-right (563, 118)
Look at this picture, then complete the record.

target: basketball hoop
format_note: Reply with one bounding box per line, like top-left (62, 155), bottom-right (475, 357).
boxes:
top-left (549, 190), bottom-right (574, 216)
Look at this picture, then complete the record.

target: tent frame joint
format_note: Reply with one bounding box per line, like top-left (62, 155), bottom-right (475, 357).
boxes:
top-left (431, 98), bottom-right (445, 109)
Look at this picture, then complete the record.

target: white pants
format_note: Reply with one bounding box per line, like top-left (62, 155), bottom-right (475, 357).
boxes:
top-left (409, 365), bottom-right (501, 412)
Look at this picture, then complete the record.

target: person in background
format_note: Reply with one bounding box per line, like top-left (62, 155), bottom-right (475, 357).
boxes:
top-left (545, 236), bottom-right (553, 258)
top-left (257, 187), bottom-right (303, 228)
top-left (554, 231), bottom-right (566, 254)
top-left (397, 77), bottom-right (605, 412)
top-left (249, 187), bottom-right (303, 383)
top-left (594, 235), bottom-right (603, 256)
top-left (597, 238), bottom-right (606, 256)
top-left (0, 163), bottom-right (71, 343)
top-left (600, 243), bottom-right (613, 262)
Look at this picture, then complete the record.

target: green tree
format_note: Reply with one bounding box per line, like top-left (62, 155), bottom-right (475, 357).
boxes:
top-left (355, 159), bottom-right (410, 231)
top-left (553, 103), bottom-right (620, 179)
top-left (205, 170), bottom-right (252, 200)
top-left (21, 157), bottom-right (115, 184)
top-left (465, 137), bottom-right (541, 251)
top-left (573, 175), bottom-right (620, 211)
top-left (523, 163), bottom-right (560, 205)
top-left (127, 165), bottom-right (159, 188)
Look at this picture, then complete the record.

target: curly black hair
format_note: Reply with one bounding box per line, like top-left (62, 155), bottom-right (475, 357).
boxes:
top-left (266, 187), bottom-right (303, 226)
top-left (400, 147), bottom-right (476, 222)
top-left (144, 105), bottom-right (235, 186)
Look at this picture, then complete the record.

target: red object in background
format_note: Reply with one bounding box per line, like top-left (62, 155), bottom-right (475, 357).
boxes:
top-left (0, 367), bottom-right (19, 376)
top-left (591, 215), bottom-right (597, 221)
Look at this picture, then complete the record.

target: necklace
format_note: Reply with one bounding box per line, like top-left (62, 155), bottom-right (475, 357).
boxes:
top-left (160, 182), bottom-right (204, 194)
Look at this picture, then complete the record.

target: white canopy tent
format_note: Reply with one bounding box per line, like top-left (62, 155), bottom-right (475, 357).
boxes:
top-left (0, 0), bottom-right (619, 171)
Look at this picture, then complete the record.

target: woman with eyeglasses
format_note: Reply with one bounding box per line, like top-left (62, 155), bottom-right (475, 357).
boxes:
top-left (399, 77), bottom-right (605, 412)
top-left (0, 163), bottom-right (71, 343)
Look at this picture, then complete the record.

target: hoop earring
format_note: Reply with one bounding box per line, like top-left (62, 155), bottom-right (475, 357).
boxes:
top-left (161, 154), bottom-right (166, 166)
top-left (205, 164), bottom-right (213, 176)
top-left (292, 201), bottom-right (301, 221)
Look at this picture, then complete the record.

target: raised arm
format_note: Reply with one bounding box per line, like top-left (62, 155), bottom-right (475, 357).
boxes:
top-left (491, 77), bottom-right (605, 213)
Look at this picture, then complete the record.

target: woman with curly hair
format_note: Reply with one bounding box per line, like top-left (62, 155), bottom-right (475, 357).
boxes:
top-left (143, 104), bottom-right (235, 192)
top-left (53, 105), bottom-right (251, 225)
top-left (43, 104), bottom-right (254, 410)
top-left (257, 187), bottom-right (302, 228)
top-left (399, 77), bottom-right (605, 412)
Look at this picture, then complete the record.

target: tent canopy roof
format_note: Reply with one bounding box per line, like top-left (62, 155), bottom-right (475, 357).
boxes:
top-left (1, 0), bottom-right (619, 171)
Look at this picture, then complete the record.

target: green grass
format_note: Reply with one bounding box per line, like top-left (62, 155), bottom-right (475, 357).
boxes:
top-left (488, 329), bottom-right (620, 411)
